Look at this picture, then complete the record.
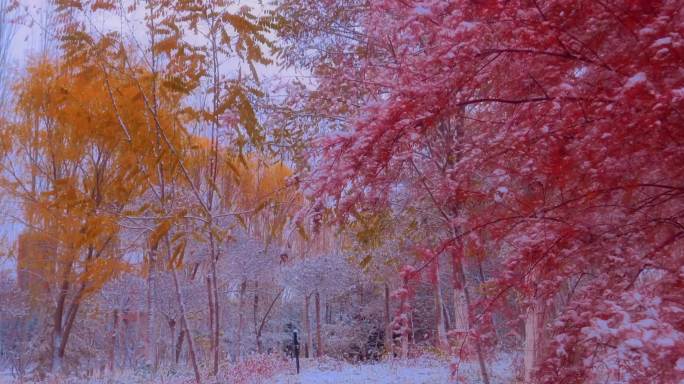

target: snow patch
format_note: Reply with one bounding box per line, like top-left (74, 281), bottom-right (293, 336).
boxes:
top-left (624, 338), bottom-right (644, 349)
top-left (651, 37), bottom-right (672, 47)
top-left (676, 357), bottom-right (684, 371)
top-left (456, 21), bottom-right (478, 32)
top-left (494, 186), bottom-right (508, 203)
top-left (639, 27), bottom-right (655, 36)
top-left (413, 6), bottom-right (431, 16)
top-left (654, 335), bottom-right (675, 347)
top-left (272, 355), bottom-right (516, 384)
top-left (624, 72), bottom-right (647, 89)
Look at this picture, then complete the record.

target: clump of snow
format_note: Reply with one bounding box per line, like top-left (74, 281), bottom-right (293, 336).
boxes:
top-left (624, 72), bottom-right (647, 89)
top-left (494, 186), bottom-right (509, 203)
top-left (672, 87), bottom-right (684, 100)
top-left (413, 6), bottom-right (431, 16)
top-left (639, 27), bottom-right (655, 36)
top-left (456, 21), bottom-right (479, 33)
top-left (624, 338), bottom-right (644, 349)
top-left (651, 37), bottom-right (672, 47)
top-left (676, 357), bottom-right (684, 371)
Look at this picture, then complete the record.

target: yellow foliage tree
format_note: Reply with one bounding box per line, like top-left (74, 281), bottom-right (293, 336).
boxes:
top-left (1, 55), bottom-right (181, 373)
top-left (226, 155), bottom-right (301, 245)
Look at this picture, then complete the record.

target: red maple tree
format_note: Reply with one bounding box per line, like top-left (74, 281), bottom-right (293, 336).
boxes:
top-left (298, 0), bottom-right (684, 382)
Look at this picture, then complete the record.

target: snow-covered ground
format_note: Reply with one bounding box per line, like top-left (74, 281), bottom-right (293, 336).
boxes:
top-left (272, 354), bottom-right (516, 384)
top-left (272, 363), bottom-right (450, 384)
top-left (0, 354), bottom-right (517, 383)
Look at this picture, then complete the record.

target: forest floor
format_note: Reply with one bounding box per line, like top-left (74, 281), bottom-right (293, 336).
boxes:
top-left (272, 360), bottom-right (450, 384)
top-left (0, 353), bottom-right (517, 383)
top-left (272, 354), bottom-right (517, 384)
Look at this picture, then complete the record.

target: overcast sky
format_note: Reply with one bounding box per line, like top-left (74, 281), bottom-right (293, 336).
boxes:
top-left (9, 0), bottom-right (275, 62)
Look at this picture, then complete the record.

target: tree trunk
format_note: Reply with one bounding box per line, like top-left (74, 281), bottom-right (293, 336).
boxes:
top-left (409, 312), bottom-right (415, 349)
top-left (206, 275), bottom-right (214, 360)
top-left (400, 324), bottom-right (409, 359)
top-left (303, 295), bottom-right (312, 358)
top-left (433, 259), bottom-right (448, 351)
top-left (396, 274), bottom-right (411, 360)
top-left (442, 302), bottom-right (451, 332)
top-left (256, 330), bottom-right (262, 355)
top-left (255, 288), bottom-right (284, 356)
top-left (253, 281), bottom-right (260, 353)
top-left (109, 309), bottom-right (119, 373)
top-left (59, 299), bottom-right (82, 365)
top-left (452, 257), bottom-right (469, 338)
top-left (122, 313), bottom-right (130, 369)
top-left (51, 280), bottom-right (68, 374)
top-left (175, 328), bottom-right (184, 365)
top-left (51, 281), bottom-right (85, 375)
top-left (172, 269), bottom-right (201, 384)
top-left (383, 283), bottom-right (392, 356)
top-left (168, 318), bottom-right (176, 366)
top-left (209, 238), bottom-right (220, 376)
top-left (315, 291), bottom-right (323, 357)
top-left (524, 297), bottom-right (544, 383)
top-left (455, 255), bottom-right (490, 384)
top-left (50, 273), bottom-right (75, 374)
top-left (51, 332), bottom-right (63, 374)
top-left (326, 301), bottom-right (333, 324)
top-left (236, 279), bottom-right (247, 361)
top-left (146, 252), bottom-right (157, 372)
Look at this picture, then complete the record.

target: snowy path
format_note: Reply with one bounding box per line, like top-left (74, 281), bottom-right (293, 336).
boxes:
top-left (0, 356), bottom-right (516, 383)
top-left (271, 362), bottom-right (451, 384)
top-left (270, 355), bottom-right (516, 384)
